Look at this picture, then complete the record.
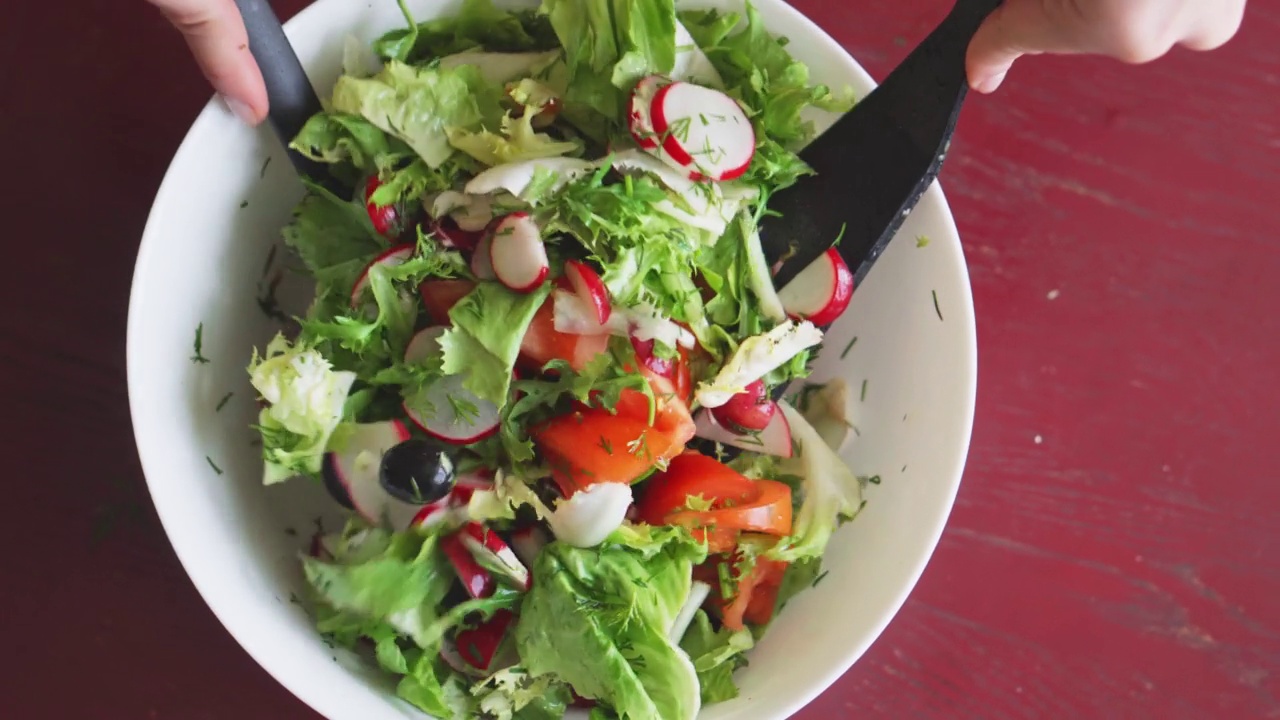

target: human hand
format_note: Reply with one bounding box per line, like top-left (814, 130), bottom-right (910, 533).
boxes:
top-left (967, 0), bottom-right (1248, 93)
top-left (147, 0), bottom-right (268, 124)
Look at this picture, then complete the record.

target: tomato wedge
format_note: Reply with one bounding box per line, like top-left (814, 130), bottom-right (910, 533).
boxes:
top-left (535, 410), bottom-right (686, 495)
top-left (532, 372), bottom-right (696, 497)
top-left (636, 453), bottom-right (758, 523)
top-left (419, 279), bottom-right (475, 324)
top-left (637, 453), bottom-right (793, 546)
top-left (695, 554), bottom-right (789, 631)
top-left (520, 300), bottom-right (610, 372)
top-left (667, 479), bottom-right (792, 537)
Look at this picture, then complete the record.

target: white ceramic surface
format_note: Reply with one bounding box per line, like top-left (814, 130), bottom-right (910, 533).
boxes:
top-left (127, 1), bottom-right (978, 718)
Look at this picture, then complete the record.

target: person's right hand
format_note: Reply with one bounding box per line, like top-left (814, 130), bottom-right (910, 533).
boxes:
top-left (968, 0), bottom-right (1248, 93)
top-left (147, 0), bottom-right (268, 125)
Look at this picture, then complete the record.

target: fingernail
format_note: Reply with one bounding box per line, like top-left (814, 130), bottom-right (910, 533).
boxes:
top-left (220, 95), bottom-right (257, 125)
top-left (974, 70), bottom-right (1007, 94)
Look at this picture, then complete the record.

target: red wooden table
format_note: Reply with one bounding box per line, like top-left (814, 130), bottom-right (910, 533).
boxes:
top-left (6, 0), bottom-right (1278, 717)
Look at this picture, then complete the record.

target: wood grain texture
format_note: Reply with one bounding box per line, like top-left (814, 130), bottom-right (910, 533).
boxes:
top-left (3, 0), bottom-right (1277, 717)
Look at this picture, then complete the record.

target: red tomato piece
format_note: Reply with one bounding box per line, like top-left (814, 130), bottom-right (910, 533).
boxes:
top-left (419, 279), bottom-right (475, 324)
top-left (519, 300), bottom-right (610, 373)
top-left (667, 479), bottom-right (793, 537)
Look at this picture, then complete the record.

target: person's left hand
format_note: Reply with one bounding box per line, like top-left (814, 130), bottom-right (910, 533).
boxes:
top-left (147, 0), bottom-right (268, 124)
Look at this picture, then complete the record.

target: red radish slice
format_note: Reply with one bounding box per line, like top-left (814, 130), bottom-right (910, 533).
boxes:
top-left (563, 260), bottom-right (612, 324)
top-left (402, 327), bottom-right (502, 445)
top-left (651, 81), bottom-right (756, 182)
top-left (694, 407), bottom-right (793, 458)
top-left (364, 176), bottom-right (401, 237)
top-left (451, 471), bottom-right (495, 506)
top-left (628, 75), bottom-right (669, 150)
top-left (453, 610), bottom-right (516, 672)
top-left (709, 379), bottom-right (777, 433)
top-left (490, 213), bottom-right (549, 292)
top-left (458, 522), bottom-right (531, 590)
top-left (470, 234), bottom-right (496, 280)
top-left (509, 526), bottom-right (548, 568)
top-left (349, 243), bottom-right (415, 308)
top-left (441, 532), bottom-right (496, 599)
top-left (324, 420), bottom-right (426, 528)
top-left (439, 638), bottom-right (484, 677)
top-left (411, 499), bottom-right (455, 530)
top-left (777, 247), bottom-right (854, 326)
top-left (433, 217), bottom-right (484, 252)
top-left (631, 336), bottom-right (675, 377)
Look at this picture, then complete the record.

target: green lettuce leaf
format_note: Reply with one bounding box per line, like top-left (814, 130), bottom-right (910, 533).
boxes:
top-left (448, 107), bottom-right (582, 167)
top-left (441, 281), bottom-right (551, 407)
top-left (289, 111), bottom-right (412, 176)
top-left (542, 0), bottom-right (677, 125)
top-left (397, 650), bottom-right (473, 718)
top-left (304, 519), bottom-right (521, 656)
top-left (470, 668), bottom-right (573, 720)
top-left (282, 180), bottom-right (385, 291)
top-left (248, 333), bottom-right (356, 484)
top-left (331, 60), bottom-right (504, 168)
top-left (678, 610), bottom-right (753, 703)
top-left (767, 402), bottom-right (864, 562)
top-left (515, 532), bottom-right (706, 720)
top-left (375, 0), bottom-right (558, 64)
top-left (680, 3), bottom-right (853, 146)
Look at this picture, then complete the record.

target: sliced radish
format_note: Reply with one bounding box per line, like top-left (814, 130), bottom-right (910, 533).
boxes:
top-left (364, 176), bottom-right (401, 237)
top-left (322, 420), bottom-right (426, 528)
top-left (694, 408), bottom-right (793, 458)
top-left (453, 610), bottom-right (517, 673)
top-left (410, 498), bottom-right (455, 530)
top-left (563, 260), bottom-right (612, 325)
top-left (628, 75), bottom-right (669, 150)
top-left (470, 233), bottom-right (496, 280)
top-left (669, 581), bottom-right (712, 642)
top-left (451, 471), bottom-right (495, 506)
top-left (349, 243), bottom-right (415, 308)
top-left (548, 482), bottom-right (633, 548)
top-left (650, 81), bottom-right (756, 182)
top-left (441, 531), bottom-right (496, 598)
top-left (777, 247), bottom-right (854, 326)
top-left (440, 638), bottom-right (484, 677)
top-left (631, 335), bottom-right (675, 377)
top-left (509, 526), bottom-right (548, 569)
top-left (709, 379), bottom-right (777, 433)
top-left (402, 327), bottom-right (502, 445)
top-left (458, 522), bottom-right (531, 590)
top-left (490, 213), bottom-right (549, 292)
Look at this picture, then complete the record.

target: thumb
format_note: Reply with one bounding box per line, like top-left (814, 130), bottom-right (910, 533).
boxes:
top-left (966, 0), bottom-right (1096, 93)
top-left (150, 0), bottom-right (268, 124)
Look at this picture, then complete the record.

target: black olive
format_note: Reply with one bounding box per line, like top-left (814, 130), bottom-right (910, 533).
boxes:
top-left (379, 439), bottom-right (455, 505)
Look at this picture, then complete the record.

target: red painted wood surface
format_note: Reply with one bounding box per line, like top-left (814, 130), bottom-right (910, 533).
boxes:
top-left (5, 0), bottom-right (1278, 717)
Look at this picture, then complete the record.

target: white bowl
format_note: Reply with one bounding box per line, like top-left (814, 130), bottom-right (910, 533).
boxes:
top-left (127, 1), bottom-right (977, 717)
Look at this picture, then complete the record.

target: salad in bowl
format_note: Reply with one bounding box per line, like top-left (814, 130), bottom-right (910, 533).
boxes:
top-left (246, 0), bottom-right (870, 717)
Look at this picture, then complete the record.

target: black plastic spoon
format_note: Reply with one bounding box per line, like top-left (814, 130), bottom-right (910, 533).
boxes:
top-left (233, 0), bottom-right (344, 194)
top-left (763, 0), bottom-right (1001, 289)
